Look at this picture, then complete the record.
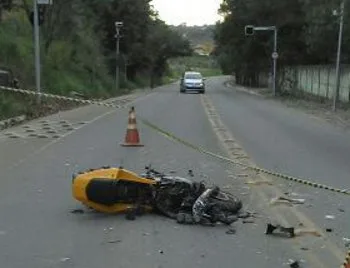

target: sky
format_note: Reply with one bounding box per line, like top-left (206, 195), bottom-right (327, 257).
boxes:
top-left (151, 0), bottom-right (222, 26)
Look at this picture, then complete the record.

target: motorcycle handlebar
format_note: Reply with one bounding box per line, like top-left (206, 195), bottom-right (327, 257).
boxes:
top-left (145, 166), bottom-right (164, 177)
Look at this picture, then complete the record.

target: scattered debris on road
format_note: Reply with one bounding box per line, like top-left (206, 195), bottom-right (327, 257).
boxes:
top-left (270, 196), bottom-right (305, 206)
top-left (265, 223), bottom-right (321, 238)
top-left (242, 219), bottom-right (255, 224)
top-left (107, 239), bottom-right (122, 244)
top-left (226, 228), bottom-right (236, 235)
top-left (325, 215), bottom-right (336, 220)
top-left (288, 259), bottom-right (300, 268)
top-left (59, 257), bottom-right (71, 263)
top-left (70, 209), bottom-right (85, 214)
top-left (72, 166), bottom-right (243, 228)
top-left (245, 180), bottom-right (273, 186)
top-left (343, 237), bottom-right (350, 248)
top-left (265, 223), bottom-right (295, 238)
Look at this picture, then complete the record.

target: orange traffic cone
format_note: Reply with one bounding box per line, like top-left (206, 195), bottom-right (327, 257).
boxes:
top-left (343, 250), bottom-right (350, 268)
top-left (120, 107), bottom-right (144, 147)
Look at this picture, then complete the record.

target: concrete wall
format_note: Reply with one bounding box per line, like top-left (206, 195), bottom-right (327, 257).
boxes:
top-left (280, 65), bottom-right (350, 102)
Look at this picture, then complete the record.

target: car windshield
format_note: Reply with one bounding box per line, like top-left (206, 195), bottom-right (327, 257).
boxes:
top-left (185, 73), bottom-right (202, 80)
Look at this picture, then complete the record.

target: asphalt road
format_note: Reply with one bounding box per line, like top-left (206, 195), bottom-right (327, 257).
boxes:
top-left (209, 77), bottom-right (350, 254)
top-left (0, 78), bottom-right (348, 268)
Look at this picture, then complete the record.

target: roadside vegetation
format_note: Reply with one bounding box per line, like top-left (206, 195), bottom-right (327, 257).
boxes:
top-left (167, 55), bottom-right (222, 80)
top-left (0, 0), bottom-right (192, 120)
top-left (213, 0), bottom-right (350, 96)
top-left (213, 0), bottom-right (350, 126)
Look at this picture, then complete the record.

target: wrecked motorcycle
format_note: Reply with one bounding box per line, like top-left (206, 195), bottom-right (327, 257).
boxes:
top-left (71, 166), bottom-right (242, 222)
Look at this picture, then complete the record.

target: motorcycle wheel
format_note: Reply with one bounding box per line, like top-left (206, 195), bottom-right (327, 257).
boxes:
top-left (154, 191), bottom-right (179, 219)
top-left (211, 191), bottom-right (242, 214)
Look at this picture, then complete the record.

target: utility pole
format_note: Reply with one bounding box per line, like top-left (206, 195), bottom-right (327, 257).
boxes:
top-left (115, 21), bottom-right (123, 92)
top-left (33, 0), bottom-right (41, 104)
top-left (32, 0), bottom-right (52, 104)
top-left (333, 0), bottom-right (345, 112)
top-left (245, 25), bottom-right (278, 96)
top-left (273, 27), bottom-right (278, 97)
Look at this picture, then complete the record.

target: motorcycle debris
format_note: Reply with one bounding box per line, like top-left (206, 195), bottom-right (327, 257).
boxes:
top-left (159, 250), bottom-right (164, 254)
top-left (125, 209), bottom-right (136, 221)
top-left (326, 228), bottom-right (333, 233)
top-left (245, 180), bottom-right (273, 185)
top-left (338, 208), bottom-right (345, 213)
top-left (226, 228), bottom-right (236, 235)
top-left (60, 257), bottom-right (71, 263)
top-left (270, 196), bottom-right (305, 206)
top-left (242, 219), bottom-right (255, 224)
top-left (300, 247), bottom-right (309, 251)
top-left (107, 239), bottom-right (122, 244)
top-left (288, 260), bottom-right (300, 268)
top-left (343, 237), bottom-right (350, 247)
top-left (238, 211), bottom-right (255, 219)
top-left (265, 223), bottom-right (295, 238)
top-left (325, 215), bottom-right (335, 220)
top-left (70, 209), bottom-right (84, 214)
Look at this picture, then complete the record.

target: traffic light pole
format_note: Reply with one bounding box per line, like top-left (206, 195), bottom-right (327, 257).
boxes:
top-left (33, 0), bottom-right (41, 104)
top-left (245, 25), bottom-right (278, 96)
top-left (115, 22), bottom-right (123, 93)
top-left (273, 27), bottom-right (278, 97)
top-left (333, 0), bottom-right (345, 112)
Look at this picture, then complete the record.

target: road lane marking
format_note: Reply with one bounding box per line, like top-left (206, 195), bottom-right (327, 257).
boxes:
top-left (200, 94), bottom-right (344, 267)
top-left (2, 92), bottom-right (156, 171)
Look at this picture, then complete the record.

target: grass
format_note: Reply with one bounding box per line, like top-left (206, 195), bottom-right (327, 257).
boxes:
top-left (167, 55), bottom-right (222, 79)
top-left (0, 11), bottom-right (221, 121)
top-left (0, 9), bottom-right (127, 120)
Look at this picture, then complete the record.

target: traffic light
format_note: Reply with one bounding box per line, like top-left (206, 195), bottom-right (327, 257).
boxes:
top-left (245, 25), bottom-right (255, 36)
top-left (29, 6), bottom-right (45, 26)
top-left (38, 7), bottom-right (45, 26)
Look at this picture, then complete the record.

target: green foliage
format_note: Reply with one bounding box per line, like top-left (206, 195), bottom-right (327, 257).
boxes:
top-left (168, 55), bottom-right (222, 79)
top-left (0, 0), bottom-right (192, 119)
top-left (214, 0), bottom-right (349, 88)
top-left (170, 24), bottom-right (216, 47)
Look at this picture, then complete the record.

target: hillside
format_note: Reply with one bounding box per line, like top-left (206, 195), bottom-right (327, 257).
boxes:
top-left (170, 24), bottom-right (215, 54)
top-left (0, 0), bottom-right (191, 120)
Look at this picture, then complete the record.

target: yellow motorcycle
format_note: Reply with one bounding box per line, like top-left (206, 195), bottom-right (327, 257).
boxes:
top-left (72, 165), bottom-right (242, 221)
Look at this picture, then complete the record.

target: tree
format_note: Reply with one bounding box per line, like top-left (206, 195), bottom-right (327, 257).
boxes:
top-left (0, 0), bottom-right (13, 22)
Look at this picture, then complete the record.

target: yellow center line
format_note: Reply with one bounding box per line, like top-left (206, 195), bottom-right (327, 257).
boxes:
top-left (200, 94), bottom-right (344, 267)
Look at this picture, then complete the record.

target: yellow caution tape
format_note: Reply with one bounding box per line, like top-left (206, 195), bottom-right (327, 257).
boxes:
top-left (341, 250), bottom-right (350, 268)
top-left (1, 84), bottom-right (349, 196)
top-left (138, 117), bottom-right (350, 197)
top-left (0, 86), bottom-right (127, 109)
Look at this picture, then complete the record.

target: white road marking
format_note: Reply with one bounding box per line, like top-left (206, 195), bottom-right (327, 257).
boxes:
top-left (2, 92), bottom-right (156, 171)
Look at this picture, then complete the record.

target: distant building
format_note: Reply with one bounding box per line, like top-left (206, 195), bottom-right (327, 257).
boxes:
top-left (193, 45), bottom-right (210, 56)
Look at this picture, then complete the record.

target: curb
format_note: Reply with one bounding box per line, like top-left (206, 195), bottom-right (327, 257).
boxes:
top-left (0, 115), bottom-right (26, 130)
top-left (224, 81), bottom-right (264, 97)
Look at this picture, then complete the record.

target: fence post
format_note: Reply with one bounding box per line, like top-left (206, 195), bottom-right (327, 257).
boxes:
top-left (318, 66), bottom-right (321, 96)
top-left (311, 66), bottom-right (314, 94)
top-left (326, 66), bottom-right (330, 99)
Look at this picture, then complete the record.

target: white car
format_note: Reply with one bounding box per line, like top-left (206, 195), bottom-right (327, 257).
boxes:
top-left (180, 71), bottom-right (206, 94)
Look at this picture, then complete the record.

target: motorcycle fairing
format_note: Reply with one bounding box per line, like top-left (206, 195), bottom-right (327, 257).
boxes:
top-left (72, 167), bottom-right (156, 214)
